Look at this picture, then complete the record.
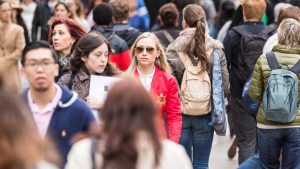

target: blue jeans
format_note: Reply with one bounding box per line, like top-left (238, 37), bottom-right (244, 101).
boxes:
top-left (179, 113), bottom-right (214, 169)
top-left (258, 128), bottom-right (300, 169)
top-left (238, 153), bottom-right (261, 169)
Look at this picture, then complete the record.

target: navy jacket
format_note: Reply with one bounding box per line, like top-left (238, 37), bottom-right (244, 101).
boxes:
top-left (223, 22), bottom-right (275, 98)
top-left (21, 85), bottom-right (95, 165)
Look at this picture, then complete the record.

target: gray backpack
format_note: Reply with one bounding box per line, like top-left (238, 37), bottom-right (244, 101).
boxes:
top-left (263, 52), bottom-right (300, 123)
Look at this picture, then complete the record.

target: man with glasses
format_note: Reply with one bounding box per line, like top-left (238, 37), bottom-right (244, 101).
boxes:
top-left (20, 41), bottom-right (95, 166)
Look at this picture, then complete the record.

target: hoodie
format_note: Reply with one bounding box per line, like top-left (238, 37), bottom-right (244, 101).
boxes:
top-left (21, 84), bottom-right (95, 165)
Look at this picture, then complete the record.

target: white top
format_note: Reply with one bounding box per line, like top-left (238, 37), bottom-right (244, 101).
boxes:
top-left (21, 1), bottom-right (37, 41)
top-left (137, 66), bottom-right (155, 92)
top-left (263, 33), bottom-right (278, 53)
top-left (65, 138), bottom-right (192, 169)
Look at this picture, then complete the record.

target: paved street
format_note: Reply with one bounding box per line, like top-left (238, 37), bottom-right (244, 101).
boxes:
top-left (209, 134), bottom-right (239, 169)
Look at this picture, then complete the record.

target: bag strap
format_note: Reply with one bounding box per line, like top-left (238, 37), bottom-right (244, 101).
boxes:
top-left (177, 52), bottom-right (189, 68)
top-left (67, 73), bottom-right (76, 90)
top-left (259, 26), bottom-right (275, 35)
top-left (290, 59), bottom-right (300, 74)
top-left (232, 26), bottom-right (247, 36)
top-left (162, 30), bottom-right (175, 44)
top-left (266, 52), bottom-right (280, 70)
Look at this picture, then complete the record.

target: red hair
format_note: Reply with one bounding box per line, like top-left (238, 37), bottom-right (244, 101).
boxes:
top-left (50, 18), bottom-right (86, 53)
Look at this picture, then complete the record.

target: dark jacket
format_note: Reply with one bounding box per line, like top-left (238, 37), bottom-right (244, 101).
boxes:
top-left (20, 85), bottom-right (95, 165)
top-left (31, 1), bottom-right (53, 41)
top-left (153, 25), bottom-right (180, 49)
top-left (113, 23), bottom-right (141, 48)
top-left (166, 30), bottom-right (230, 97)
top-left (249, 45), bottom-right (300, 126)
top-left (223, 22), bottom-right (275, 99)
top-left (91, 25), bottom-right (131, 71)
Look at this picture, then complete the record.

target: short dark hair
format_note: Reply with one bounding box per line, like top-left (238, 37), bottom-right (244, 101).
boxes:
top-left (278, 6), bottom-right (300, 25)
top-left (21, 41), bottom-right (58, 66)
top-left (159, 3), bottom-right (179, 26)
top-left (93, 2), bottom-right (113, 25)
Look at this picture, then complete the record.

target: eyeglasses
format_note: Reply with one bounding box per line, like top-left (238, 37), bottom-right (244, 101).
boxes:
top-left (25, 61), bottom-right (55, 71)
top-left (135, 46), bottom-right (157, 54)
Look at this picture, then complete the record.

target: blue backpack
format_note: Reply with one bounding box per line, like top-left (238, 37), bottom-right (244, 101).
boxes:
top-left (263, 52), bottom-right (300, 123)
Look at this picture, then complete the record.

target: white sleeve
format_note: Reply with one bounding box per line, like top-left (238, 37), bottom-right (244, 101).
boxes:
top-left (64, 138), bottom-right (93, 169)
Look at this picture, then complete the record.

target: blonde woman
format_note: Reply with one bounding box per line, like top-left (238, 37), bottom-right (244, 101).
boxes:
top-left (127, 32), bottom-right (182, 143)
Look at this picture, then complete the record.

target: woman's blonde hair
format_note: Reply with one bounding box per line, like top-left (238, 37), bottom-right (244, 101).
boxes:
top-left (278, 18), bottom-right (300, 48)
top-left (127, 32), bottom-right (171, 74)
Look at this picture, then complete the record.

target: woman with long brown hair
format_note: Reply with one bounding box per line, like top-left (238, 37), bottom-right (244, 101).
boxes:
top-left (65, 78), bottom-right (192, 169)
top-left (166, 4), bottom-right (229, 169)
top-left (58, 32), bottom-right (120, 110)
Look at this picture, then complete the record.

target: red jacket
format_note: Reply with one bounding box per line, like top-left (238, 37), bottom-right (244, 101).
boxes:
top-left (109, 50), bottom-right (131, 71)
top-left (135, 67), bottom-right (182, 142)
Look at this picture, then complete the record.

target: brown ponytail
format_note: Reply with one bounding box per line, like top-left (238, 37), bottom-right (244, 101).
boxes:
top-left (183, 4), bottom-right (210, 72)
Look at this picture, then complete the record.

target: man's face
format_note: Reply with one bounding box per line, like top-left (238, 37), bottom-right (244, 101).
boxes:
top-left (21, 48), bottom-right (59, 92)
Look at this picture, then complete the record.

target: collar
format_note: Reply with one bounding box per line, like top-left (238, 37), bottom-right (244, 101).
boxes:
top-left (243, 21), bottom-right (264, 26)
top-left (28, 84), bottom-right (62, 113)
top-left (77, 68), bottom-right (90, 82)
top-left (272, 44), bottom-right (300, 55)
top-left (136, 66), bottom-right (155, 78)
top-left (180, 27), bottom-right (196, 36)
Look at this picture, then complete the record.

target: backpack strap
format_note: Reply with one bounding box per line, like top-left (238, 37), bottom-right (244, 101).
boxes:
top-left (290, 59), bottom-right (300, 74)
top-left (266, 52), bottom-right (280, 70)
top-left (232, 26), bottom-right (247, 36)
top-left (162, 30), bottom-right (175, 44)
top-left (259, 26), bottom-right (275, 35)
top-left (233, 25), bottom-right (275, 36)
top-left (177, 51), bottom-right (189, 68)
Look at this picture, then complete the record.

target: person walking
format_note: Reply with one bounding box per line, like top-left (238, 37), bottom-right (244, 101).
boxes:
top-left (127, 32), bottom-right (182, 143)
top-left (166, 4), bottom-right (229, 169)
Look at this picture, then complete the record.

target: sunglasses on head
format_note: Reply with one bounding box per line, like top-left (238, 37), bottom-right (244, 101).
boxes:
top-left (135, 46), bottom-right (157, 54)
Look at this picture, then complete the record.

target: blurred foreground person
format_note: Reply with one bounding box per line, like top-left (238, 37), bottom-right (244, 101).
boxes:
top-left (0, 73), bottom-right (59, 169)
top-left (65, 78), bottom-right (192, 169)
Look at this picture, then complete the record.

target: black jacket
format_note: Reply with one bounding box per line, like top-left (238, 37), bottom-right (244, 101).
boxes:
top-left (113, 23), bottom-right (141, 48)
top-left (223, 22), bottom-right (276, 98)
top-left (31, 1), bottom-right (53, 41)
top-left (154, 26), bottom-right (180, 49)
top-left (90, 25), bottom-right (129, 54)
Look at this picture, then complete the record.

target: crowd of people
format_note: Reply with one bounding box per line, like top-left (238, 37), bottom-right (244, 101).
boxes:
top-left (1, 0), bottom-right (300, 169)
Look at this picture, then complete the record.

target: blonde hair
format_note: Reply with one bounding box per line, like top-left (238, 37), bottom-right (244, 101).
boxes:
top-left (127, 32), bottom-right (171, 74)
top-left (242, 0), bottom-right (266, 20)
top-left (278, 18), bottom-right (300, 48)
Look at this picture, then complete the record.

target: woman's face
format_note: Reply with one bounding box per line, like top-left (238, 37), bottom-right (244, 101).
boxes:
top-left (54, 4), bottom-right (70, 19)
top-left (0, 2), bottom-right (12, 23)
top-left (52, 23), bottom-right (75, 55)
top-left (82, 43), bottom-right (109, 75)
top-left (67, 0), bottom-right (77, 15)
top-left (135, 37), bottom-right (160, 68)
